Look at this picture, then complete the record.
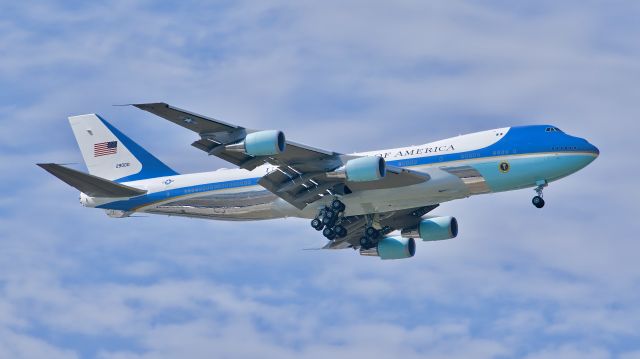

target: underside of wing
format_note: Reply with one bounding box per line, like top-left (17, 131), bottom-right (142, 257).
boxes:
top-left (134, 102), bottom-right (431, 209)
top-left (258, 164), bottom-right (429, 209)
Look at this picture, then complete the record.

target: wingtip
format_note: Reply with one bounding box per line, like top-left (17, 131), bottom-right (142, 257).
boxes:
top-left (36, 163), bottom-right (78, 169)
top-left (130, 102), bottom-right (169, 109)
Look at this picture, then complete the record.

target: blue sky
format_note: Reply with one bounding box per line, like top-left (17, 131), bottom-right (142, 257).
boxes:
top-left (1, 1), bottom-right (639, 358)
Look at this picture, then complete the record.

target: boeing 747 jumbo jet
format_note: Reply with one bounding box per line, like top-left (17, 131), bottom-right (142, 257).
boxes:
top-left (39, 103), bottom-right (599, 259)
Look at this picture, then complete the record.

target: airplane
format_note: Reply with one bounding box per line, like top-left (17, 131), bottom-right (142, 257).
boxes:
top-left (38, 103), bottom-right (599, 260)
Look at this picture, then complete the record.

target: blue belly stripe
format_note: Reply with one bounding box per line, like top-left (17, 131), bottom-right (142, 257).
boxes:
top-left (97, 177), bottom-right (260, 210)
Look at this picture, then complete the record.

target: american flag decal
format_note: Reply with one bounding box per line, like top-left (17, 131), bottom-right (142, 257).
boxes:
top-left (94, 141), bottom-right (118, 157)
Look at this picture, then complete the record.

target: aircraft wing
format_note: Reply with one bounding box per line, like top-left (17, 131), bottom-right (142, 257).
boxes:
top-left (134, 102), bottom-right (429, 209)
top-left (134, 103), bottom-right (338, 172)
top-left (322, 204), bottom-right (439, 249)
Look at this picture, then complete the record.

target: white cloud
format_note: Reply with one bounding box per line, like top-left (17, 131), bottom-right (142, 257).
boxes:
top-left (1, 0), bottom-right (638, 357)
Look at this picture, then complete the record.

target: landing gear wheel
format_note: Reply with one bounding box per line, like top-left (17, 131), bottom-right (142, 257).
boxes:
top-left (323, 216), bottom-right (337, 227)
top-left (322, 209), bottom-right (336, 225)
top-left (532, 180), bottom-right (547, 209)
top-left (311, 218), bottom-right (323, 231)
top-left (359, 236), bottom-right (376, 249)
top-left (331, 199), bottom-right (346, 212)
top-left (532, 196), bottom-right (545, 208)
top-left (334, 224), bottom-right (347, 238)
top-left (323, 227), bottom-right (336, 240)
top-left (364, 226), bottom-right (380, 239)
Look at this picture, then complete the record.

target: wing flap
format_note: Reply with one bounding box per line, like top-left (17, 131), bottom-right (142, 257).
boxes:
top-left (38, 163), bottom-right (147, 198)
top-left (347, 165), bottom-right (429, 191)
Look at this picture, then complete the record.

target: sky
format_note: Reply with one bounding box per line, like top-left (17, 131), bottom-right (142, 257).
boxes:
top-left (1, 0), bottom-right (639, 358)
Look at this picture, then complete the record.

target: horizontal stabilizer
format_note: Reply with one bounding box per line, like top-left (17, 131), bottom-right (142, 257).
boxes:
top-left (37, 163), bottom-right (147, 198)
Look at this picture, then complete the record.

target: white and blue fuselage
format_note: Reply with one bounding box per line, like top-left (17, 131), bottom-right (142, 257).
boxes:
top-left (81, 125), bottom-right (599, 220)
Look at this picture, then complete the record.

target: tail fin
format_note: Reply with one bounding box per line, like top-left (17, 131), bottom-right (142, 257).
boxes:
top-left (69, 114), bottom-right (178, 182)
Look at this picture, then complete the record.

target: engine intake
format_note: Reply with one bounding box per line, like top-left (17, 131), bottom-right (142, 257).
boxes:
top-left (226, 130), bottom-right (286, 156)
top-left (360, 236), bottom-right (416, 260)
top-left (345, 156), bottom-right (386, 182)
top-left (401, 216), bottom-right (458, 241)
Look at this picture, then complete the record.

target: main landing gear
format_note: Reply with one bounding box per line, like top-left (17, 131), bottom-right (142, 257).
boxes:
top-left (311, 199), bottom-right (348, 240)
top-left (310, 199), bottom-right (384, 250)
top-left (532, 180), bottom-right (548, 209)
top-left (359, 225), bottom-right (380, 250)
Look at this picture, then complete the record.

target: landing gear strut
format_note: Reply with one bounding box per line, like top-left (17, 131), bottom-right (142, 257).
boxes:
top-left (532, 180), bottom-right (547, 209)
top-left (310, 199), bottom-right (348, 240)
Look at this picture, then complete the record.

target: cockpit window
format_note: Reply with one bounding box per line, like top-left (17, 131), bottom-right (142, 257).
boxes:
top-left (545, 127), bottom-right (563, 133)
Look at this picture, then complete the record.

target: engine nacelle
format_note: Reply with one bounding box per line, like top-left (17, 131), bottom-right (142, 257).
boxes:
top-left (360, 236), bottom-right (416, 260)
top-left (345, 156), bottom-right (386, 182)
top-left (227, 130), bottom-right (286, 156)
top-left (401, 216), bottom-right (458, 241)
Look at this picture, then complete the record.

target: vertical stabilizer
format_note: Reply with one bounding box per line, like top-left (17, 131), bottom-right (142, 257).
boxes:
top-left (68, 114), bottom-right (178, 182)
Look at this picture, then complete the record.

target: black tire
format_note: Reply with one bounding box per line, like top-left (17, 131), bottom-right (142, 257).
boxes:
top-left (323, 227), bottom-right (335, 239)
top-left (324, 209), bottom-right (336, 219)
top-left (360, 236), bottom-right (376, 249)
top-left (532, 196), bottom-right (545, 208)
top-left (331, 199), bottom-right (345, 212)
top-left (322, 216), bottom-right (336, 227)
top-left (311, 218), bottom-right (323, 231)
top-left (334, 225), bottom-right (347, 238)
top-left (365, 226), bottom-right (379, 239)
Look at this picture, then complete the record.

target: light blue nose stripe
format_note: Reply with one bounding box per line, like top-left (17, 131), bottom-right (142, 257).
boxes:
top-left (476, 153), bottom-right (598, 192)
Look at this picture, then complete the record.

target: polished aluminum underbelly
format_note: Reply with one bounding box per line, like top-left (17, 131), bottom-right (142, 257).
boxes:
top-left (145, 189), bottom-right (290, 220)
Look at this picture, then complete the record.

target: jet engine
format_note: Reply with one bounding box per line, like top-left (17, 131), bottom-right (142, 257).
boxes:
top-left (345, 156), bottom-right (386, 182)
top-left (401, 216), bottom-right (458, 241)
top-left (226, 130), bottom-right (286, 156)
top-left (360, 236), bottom-right (416, 260)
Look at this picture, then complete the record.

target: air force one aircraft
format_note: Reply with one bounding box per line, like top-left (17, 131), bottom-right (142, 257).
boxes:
top-left (39, 103), bottom-right (599, 260)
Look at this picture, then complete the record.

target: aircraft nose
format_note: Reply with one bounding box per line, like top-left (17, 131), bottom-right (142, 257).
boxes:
top-left (586, 141), bottom-right (599, 156)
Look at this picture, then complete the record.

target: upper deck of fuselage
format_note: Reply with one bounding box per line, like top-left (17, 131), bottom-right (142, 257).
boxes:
top-left (354, 124), bottom-right (599, 168)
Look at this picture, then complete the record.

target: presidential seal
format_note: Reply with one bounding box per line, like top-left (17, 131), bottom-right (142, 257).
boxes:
top-left (499, 161), bottom-right (510, 173)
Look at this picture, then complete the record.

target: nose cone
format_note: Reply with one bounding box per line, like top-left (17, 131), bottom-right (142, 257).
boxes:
top-left (587, 142), bottom-right (600, 157)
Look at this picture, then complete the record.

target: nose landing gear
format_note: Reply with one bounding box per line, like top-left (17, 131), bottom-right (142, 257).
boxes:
top-left (532, 196), bottom-right (545, 208)
top-left (532, 180), bottom-right (547, 209)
